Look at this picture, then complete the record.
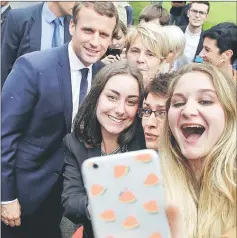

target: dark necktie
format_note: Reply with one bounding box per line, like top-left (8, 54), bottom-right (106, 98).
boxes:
top-left (52, 18), bottom-right (61, 48)
top-left (79, 68), bottom-right (89, 106)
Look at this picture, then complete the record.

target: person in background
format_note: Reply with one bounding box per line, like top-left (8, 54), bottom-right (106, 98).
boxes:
top-left (1, 1), bottom-right (75, 88)
top-left (138, 73), bottom-right (175, 150)
top-left (160, 63), bottom-right (236, 238)
top-left (199, 22), bottom-right (237, 81)
top-left (113, 1), bottom-right (133, 27)
top-left (181, 1), bottom-right (209, 63)
top-left (161, 25), bottom-right (188, 72)
top-left (1, 1), bottom-right (11, 26)
top-left (176, 2), bottom-right (190, 26)
top-left (169, 1), bottom-right (186, 25)
top-left (126, 23), bottom-right (170, 87)
top-left (1, 2), bottom-right (118, 238)
top-left (102, 20), bottom-right (127, 65)
top-left (62, 61), bottom-right (146, 238)
top-left (139, 4), bottom-right (169, 26)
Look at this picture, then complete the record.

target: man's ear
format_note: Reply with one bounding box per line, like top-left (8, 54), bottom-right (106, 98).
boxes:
top-left (69, 19), bottom-right (75, 36)
top-left (187, 9), bottom-right (190, 19)
top-left (222, 49), bottom-right (233, 63)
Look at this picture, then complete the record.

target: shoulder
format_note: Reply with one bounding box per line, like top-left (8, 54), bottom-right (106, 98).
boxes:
top-left (93, 61), bottom-right (105, 73)
top-left (7, 3), bottom-right (43, 21)
top-left (64, 132), bottom-right (88, 156)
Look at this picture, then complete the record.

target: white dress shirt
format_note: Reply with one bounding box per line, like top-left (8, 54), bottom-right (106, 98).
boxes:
top-left (68, 41), bottom-right (92, 129)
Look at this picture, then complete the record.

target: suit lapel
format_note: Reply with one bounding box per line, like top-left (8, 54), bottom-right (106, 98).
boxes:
top-left (64, 16), bottom-right (71, 43)
top-left (29, 3), bottom-right (44, 52)
top-left (56, 43), bottom-right (73, 133)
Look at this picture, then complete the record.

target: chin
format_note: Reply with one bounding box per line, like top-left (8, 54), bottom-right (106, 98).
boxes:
top-left (146, 142), bottom-right (159, 150)
top-left (181, 148), bottom-right (205, 160)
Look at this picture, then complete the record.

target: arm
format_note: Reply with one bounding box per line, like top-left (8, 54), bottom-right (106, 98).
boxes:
top-left (62, 140), bottom-right (89, 224)
top-left (1, 10), bottom-right (22, 87)
top-left (1, 55), bottom-right (38, 202)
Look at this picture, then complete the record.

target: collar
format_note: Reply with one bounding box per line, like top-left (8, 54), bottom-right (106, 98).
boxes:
top-left (68, 41), bottom-right (92, 72)
top-left (42, 2), bottom-right (64, 26)
top-left (186, 25), bottom-right (202, 37)
top-left (1, 4), bottom-right (10, 14)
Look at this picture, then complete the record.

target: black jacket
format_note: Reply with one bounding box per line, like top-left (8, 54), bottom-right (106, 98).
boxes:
top-left (62, 128), bottom-right (146, 237)
top-left (180, 25), bottom-right (204, 62)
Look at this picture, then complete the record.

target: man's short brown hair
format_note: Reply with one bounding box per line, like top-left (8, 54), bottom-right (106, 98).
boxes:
top-left (72, 2), bottom-right (119, 35)
top-left (139, 5), bottom-right (169, 26)
top-left (144, 72), bottom-right (176, 99)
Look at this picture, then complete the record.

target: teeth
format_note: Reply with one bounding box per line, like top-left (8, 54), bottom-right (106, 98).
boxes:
top-left (86, 48), bottom-right (97, 53)
top-left (108, 115), bottom-right (123, 123)
top-left (182, 125), bottom-right (204, 129)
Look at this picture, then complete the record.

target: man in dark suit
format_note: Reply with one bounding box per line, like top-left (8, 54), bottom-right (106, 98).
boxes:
top-left (1, 2), bottom-right (75, 88)
top-left (1, 2), bottom-right (118, 238)
top-left (180, 1), bottom-right (210, 62)
top-left (1, 1), bottom-right (11, 26)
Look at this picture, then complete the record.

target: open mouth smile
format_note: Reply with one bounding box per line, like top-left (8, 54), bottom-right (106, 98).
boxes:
top-left (181, 124), bottom-right (205, 142)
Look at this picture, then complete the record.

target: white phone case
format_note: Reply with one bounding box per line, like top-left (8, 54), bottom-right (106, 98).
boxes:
top-left (82, 149), bottom-right (171, 238)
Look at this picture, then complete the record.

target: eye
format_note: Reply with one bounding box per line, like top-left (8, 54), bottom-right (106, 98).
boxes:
top-left (172, 102), bottom-right (185, 108)
top-left (199, 100), bottom-right (213, 105)
top-left (83, 28), bottom-right (93, 33)
top-left (147, 51), bottom-right (155, 57)
top-left (130, 49), bottom-right (139, 54)
top-left (127, 100), bottom-right (137, 106)
top-left (107, 95), bottom-right (117, 101)
top-left (100, 32), bottom-right (109, 38)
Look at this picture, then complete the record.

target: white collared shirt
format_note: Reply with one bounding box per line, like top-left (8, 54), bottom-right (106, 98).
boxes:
top-left (1, 4), bottom-right (10, 14)
top-left (68, 41), bottom-right (92, 129)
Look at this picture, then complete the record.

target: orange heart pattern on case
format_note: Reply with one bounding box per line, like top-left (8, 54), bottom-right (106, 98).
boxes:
top-left (135, 153), bottom-right (152, 163)
top-left (119, 190), bottom-right (136, 203)
top-left (100, 210), bottom-right (116, 222)
top-left (143, 200), bottom-right (159, 214)
top-left (144, 173), bottom-right (159, 186)
top-left (123, 216), bottom-right (139, 229)
top-left (149, 232), bottom-right (162, 238)
top-left (90, 184), bottom-right (106, 197)
top-left (114, 165), bottom-right (129, 178)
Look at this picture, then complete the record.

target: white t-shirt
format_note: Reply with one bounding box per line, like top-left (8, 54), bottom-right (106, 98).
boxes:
top-left (184, 26), bottom-right (202, 62)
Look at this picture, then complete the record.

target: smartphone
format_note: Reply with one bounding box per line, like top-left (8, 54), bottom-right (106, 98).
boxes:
top-left (106, 48), bottom-right (121, 57)
top-left (82, 149), bottom-right (171, 238)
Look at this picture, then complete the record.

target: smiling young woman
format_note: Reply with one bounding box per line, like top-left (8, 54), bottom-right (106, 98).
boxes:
top-left (160, 63), bottom-right (236, 238)
top-left (61, 61), bottom-right (146, 237)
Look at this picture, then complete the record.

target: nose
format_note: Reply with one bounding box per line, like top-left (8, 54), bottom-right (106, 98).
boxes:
top-left (199, 48), bottom-right (205, 58)
top-left (181, 100), bottom-right (199, 118)
top-left (145, 113), bottom-right (158, 128)
top-left (90, 33), bottom-right (100, 48)
top-left (112, 39), bottom-right (119, 48)
top-left (137, 52), bottom-right (145, 64)
top-left (115, 101), bottom-right (125, 116)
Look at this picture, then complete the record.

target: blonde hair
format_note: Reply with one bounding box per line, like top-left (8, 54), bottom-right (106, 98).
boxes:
top-left (161, 25), bottom-right (186, 57)
top-left (125, 23), bottom-right (170, 60)
top-left (160, 63), bottom-right (236, 238)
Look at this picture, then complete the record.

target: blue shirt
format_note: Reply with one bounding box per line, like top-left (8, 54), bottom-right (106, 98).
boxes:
top-left (41, 2), bottom-right (65, 50)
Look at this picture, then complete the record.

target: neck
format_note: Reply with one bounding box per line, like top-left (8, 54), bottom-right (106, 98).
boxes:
top-left (188, 24), bottom-right (202, 34)
top-left (187, 158), bottom-right (205, 181)
top-left (101, 128), bottom-right (119, 154)
top-left (47, 2), bottom-right (63, 18)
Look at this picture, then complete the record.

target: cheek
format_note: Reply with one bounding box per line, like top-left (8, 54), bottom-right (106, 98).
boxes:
top-left (126, 106), bottom-right (138, 120)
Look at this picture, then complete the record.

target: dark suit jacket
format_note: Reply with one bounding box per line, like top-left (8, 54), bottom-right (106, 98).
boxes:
top-left (180, 25), bottom-right (204, 62)
top-left (1, 43), bottom-right (104, 216)
top-left (1, 5), bottom-right (11, 26)
top-left (1, 3), bottom-right (71, 88)
top-left (62, 130), bottom-right (146, 238)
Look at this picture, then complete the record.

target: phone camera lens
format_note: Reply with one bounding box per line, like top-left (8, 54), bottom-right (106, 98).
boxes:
top-left (93, 163), bottom-right (98, 169)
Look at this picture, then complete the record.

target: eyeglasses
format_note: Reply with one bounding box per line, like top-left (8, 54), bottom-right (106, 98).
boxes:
top-left (190, 9), bottom-right (207, 16)
top-left (138, 108), bottom-right (166, 121)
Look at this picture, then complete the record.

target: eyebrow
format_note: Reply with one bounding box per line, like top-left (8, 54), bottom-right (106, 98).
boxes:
top-left (172, 89), bottom-right (217, 97)
top-left (143, 102), bottom-right (166, 108)
top-left (109, 89), bottom-right (139, 98)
